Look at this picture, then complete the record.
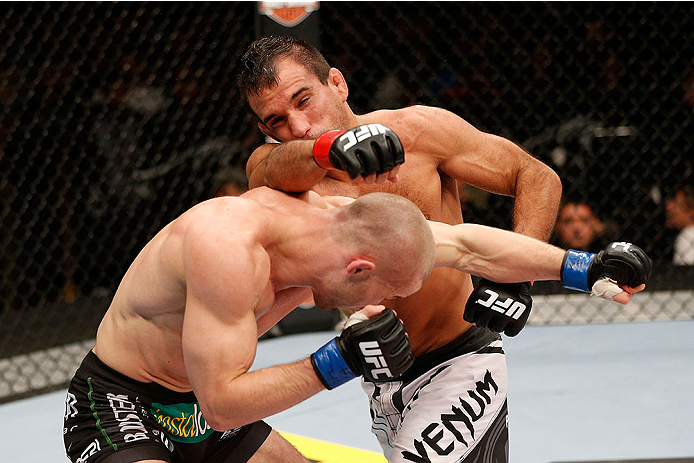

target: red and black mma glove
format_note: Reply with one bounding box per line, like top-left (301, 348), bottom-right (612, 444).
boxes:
top-left (464, 280), bottom-right (533, 337)
top-left (561, 242), bottom-right (652, 293)
top-left (310, 308), bottom-right (414, 389)
top-left (312, 124), bottom-right (405, 179)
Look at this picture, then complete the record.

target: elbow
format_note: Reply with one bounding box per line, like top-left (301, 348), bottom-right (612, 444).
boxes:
top-left (534, 160), bottom-right (562, 195)
top-left (519, 159), bottom-right (563, 200)
top-left (545, 166), bottom-right (563, 197)
top-left (201, 407), bottom-right (252, 432)
top-left (205, 413), bottom-right (246, 432)
top-left (198, 397), bottom-right (251, 432)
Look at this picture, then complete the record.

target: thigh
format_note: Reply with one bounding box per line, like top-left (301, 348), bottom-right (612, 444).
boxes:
top-left (246, 430), bottom-right (309, 463)
top-left (387, 345), bottom-right (509, 463)
top-left (64, 378), bottom-right (173, 463)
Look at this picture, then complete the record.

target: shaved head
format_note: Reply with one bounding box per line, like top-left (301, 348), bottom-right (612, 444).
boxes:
top-left (335, 193), bottom-right (436, 285)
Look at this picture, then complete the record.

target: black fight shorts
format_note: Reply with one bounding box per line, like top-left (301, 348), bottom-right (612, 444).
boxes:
top-left (63, 351), bottom-right (271, 463)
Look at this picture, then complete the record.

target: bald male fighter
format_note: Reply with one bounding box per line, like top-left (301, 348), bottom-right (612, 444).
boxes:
top-left (63, 188), bottom-right (436, 463)
top-left (238, 36), bottom-right (646, 462)
top-left (63, 186), bottom-right (649, 463)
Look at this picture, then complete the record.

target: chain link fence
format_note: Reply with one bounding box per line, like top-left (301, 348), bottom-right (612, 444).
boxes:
top-left (1, 2), bottom-right (692, 403)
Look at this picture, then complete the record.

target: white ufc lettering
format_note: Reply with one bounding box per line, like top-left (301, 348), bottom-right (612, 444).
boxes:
top-left (476, 289), bottom-right (527, 320)
top-left (610, 242), bottom-right (632, 251)
top-left (340, 124), bottom-right (388, 150)
top-left (359, 340), bottom-right (393, 379)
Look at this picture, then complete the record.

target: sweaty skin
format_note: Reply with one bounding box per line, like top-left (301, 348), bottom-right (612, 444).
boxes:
top-left (93, 187), bottom-right (423, 430)
top-left (247, 58), bottom-right (562, 354)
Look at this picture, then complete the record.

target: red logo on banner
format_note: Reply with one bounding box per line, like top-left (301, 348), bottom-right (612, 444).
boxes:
top-left (258, 2), bottom-right (319, 27)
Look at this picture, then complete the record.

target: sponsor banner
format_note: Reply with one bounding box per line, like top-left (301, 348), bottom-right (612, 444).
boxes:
top-left (258, 2), bottom-right (319, 27)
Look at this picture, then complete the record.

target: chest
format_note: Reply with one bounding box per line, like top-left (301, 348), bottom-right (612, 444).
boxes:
top-left (316, 154), bottom-right (458, 221)
top-left (255, 286), bottom-right (313, 335)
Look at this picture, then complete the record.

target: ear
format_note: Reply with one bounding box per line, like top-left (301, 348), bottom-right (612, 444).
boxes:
top-left (346, 258), bottom-right (375, 277)
top-left (257, 122), bottom-right (280, 142)
top-left (328, 68), bottom-right (349, 103)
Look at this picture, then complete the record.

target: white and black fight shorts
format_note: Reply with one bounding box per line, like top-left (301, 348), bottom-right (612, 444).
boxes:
top-left (63, 351), bottom-right (271, 463)
top-left (362, 326), bottom-right (508, 463)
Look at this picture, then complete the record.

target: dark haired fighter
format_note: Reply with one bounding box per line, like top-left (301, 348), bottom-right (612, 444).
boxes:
top-left (238, 35), bottom-right (647, 462)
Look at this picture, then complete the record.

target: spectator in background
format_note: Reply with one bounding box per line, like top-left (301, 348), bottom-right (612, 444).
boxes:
top-left (665, 185), bottom-right (694, 265)
top-left (553, 196), bottom-right (611, 253)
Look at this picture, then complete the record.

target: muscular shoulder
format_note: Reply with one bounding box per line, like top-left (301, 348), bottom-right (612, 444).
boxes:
top-left (241, 186), bottom-right (344, 211)
top-left (181, 200), bottom-right (271, 308)
top-left (363, 105), bottom-right (474, 163)
top-left (364, 105), bottom-right (458, 131)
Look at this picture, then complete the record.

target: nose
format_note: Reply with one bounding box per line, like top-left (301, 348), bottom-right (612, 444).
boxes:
top-left (289, 113), bottom-right (311, 139)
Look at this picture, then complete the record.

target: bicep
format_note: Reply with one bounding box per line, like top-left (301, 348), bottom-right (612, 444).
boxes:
top-left (181, 230), bottom-right (264, 406)
top-left (182, 290), bottom-right (258, 406)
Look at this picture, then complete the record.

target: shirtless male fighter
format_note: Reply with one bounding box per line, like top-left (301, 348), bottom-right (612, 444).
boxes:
top-left (238, 35), bottom-right (623, 462)
top-left (64, 188), bottom-right (435, 463)
top-left (64, 185), bottom-right (650, 463)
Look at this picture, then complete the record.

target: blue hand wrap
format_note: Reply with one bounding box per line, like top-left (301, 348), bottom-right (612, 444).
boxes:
top-left (561, 250), bottom-right (596, 292)
top-left (310, 338), bottom-right (356, 390)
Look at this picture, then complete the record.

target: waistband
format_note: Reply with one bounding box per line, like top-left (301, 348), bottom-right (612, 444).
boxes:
top-left (76, 350), bottom-right (198, 404)
top-left (398, 326), bottom-right (501, 383)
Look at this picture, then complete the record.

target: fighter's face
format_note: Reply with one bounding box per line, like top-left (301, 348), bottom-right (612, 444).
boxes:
top-left (311, 273), bottom-right (423, 311)
top-left (248, 58), bottom-right (350, 142)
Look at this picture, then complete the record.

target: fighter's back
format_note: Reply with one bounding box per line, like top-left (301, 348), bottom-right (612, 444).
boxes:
top-left (92, 196), bottom-right (261, 389)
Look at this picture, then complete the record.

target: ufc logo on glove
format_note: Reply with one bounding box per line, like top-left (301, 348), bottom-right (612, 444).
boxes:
top-left (340, 124), bottom-right (388, 150)
top-left (359, 340), bottom-right (393, 380)
top-left (476, 289), bottom-right (527, 320)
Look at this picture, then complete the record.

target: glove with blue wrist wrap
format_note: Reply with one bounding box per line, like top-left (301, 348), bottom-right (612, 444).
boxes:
top-left (561, 242), bottom-right (652, 294)
top-left (310, 308), bottom-right (414, 390)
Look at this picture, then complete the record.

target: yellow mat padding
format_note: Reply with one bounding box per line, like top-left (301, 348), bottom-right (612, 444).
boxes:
top-left (279, 431), bottom-right (387, 463)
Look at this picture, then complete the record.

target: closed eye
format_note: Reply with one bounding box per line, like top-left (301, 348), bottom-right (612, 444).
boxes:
top-left (270, 116), bottom-right (286, 128)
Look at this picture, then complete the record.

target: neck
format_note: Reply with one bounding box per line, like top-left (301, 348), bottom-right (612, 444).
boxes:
top-left (265, 211), bottom-right (336, 291)
top-left (344, 103), bottom-right (360, 128)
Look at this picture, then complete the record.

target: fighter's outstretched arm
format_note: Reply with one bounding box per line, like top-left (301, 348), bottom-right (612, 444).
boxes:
top-left (429, 221), bottom-right (651, 305)
top-left (430, 221), bottom-right (565, 282)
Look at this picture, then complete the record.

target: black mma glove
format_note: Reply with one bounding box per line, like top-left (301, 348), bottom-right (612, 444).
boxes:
top-left (464, 279), bottom-right (533, 337)
top-left (310, 308), bottom-right (414, 389)
top-left (561, 241), bottom-right (652, 293)
top-left (312, 124), bottom-right (405, 179)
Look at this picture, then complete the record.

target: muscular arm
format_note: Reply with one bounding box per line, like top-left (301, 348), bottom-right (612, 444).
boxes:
top-left (429, 221), bottom-right (565, 282)
top-left (420, 106), bottom-right (562, 241)
top-left (247, 140), bottom-right (325, 192)
top-left (182, 223), bottom-right (324, 430)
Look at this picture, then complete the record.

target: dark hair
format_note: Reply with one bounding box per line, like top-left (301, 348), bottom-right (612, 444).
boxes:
top-left (237, 35), bottom-right (330, 101)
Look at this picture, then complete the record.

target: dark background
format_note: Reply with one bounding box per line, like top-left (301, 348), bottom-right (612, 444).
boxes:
top-left (1, 2), bottom-right (692, 401)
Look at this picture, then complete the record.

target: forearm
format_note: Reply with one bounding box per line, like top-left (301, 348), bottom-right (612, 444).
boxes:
top-left (249, 141), bottom-right (326, 192)
top-left (205, 358), bottom-right (324, 430)
top-left (512, 160), bottom-right (562, 241)
top-left (431, 222), bottom-right (565, 282)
